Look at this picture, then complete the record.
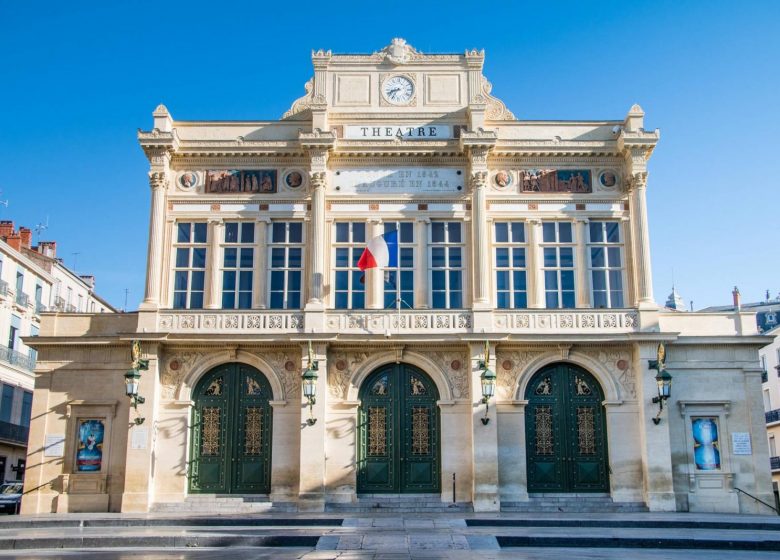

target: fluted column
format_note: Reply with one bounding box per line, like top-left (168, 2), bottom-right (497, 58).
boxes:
top-left (253, 217), bottom-right (270, 309)
top-left (142, 172), bottom-right (167, 308)
top-left (471, 171), bottom-right (490, 308)
top-left (575, 218), bottom-right (591, 308)
top-left (367, 219), bottom-right (384, 309)
top-left (415, 218), bottom-right (429, 309)
top-left (205, 219), bottom-right (223, 309)
top-left (307, 172), bottom-right (326, 308)
top-left (527, 219), bottom-right (545, 308)
top-left (630, 172), bottom-right (655, 307)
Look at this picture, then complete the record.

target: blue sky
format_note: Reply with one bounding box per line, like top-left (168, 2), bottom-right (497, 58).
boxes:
top-left (0, 1), bottom-right (778, 310)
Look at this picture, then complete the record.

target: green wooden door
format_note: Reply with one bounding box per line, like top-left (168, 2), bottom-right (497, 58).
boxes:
top-left (357, 364), bottom-right (440, 493)
top-left (525, 363), bottom-right (609, 493)
top-left (189, 363), bottom-right (272, 494)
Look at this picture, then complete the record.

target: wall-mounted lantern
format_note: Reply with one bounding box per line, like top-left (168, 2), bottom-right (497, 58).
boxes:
top-left (478, 341), bottom-right (496, 426)
top-left (302, 341), bottom-right (319, 426)
top-left (125, 340), bottom-right (148, 425)
top-left (649, 343), bottom-right (673, 425)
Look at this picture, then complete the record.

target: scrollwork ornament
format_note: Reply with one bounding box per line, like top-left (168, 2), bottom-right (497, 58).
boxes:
top-left (327, 350), bottom-right (368, 399)
top-left (264, 351), bottom-right (301, 399)
top-left (430, 351), bottom-right (469, 399)
top-left (496, 350), bottom-right (544, 400)
top-left (160, 351), bottom-right (205, 399)
top-left (580, 349), bottom-right (636, 400)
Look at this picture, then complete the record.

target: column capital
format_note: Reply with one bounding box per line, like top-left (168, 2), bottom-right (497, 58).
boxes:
top-left (526, 217), bottom-right (542, 225)
top-left (149, 171), bottom-right (168, 190)
top-left (256, 216), bottom-right (272, 224)
top-left (415, 216), bottom-right (431, 224)
top-left (309, 171), bottom-right (327, 190)
top-left (626, 171), bottom-right (648, 192)
top-left (574, 217), bottom-right (590, 224)
top-left (208, 217), bottom-right (224, 225)
top-left (470, 170), bottom-right (488, 190)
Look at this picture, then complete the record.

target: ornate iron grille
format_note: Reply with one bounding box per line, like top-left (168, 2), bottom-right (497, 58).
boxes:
top-left (368, 406), bottom-right (387, 456)
top-left (244, 407), bottom-right (263, 455)
top-left (535, 405), bottom-right (554, 455)
top-left (577, 406), bottom-right (596, 455)
top-left (201, 407), bottom-right (221, 456)
top-left (411, 406), bottom-right (430, 455)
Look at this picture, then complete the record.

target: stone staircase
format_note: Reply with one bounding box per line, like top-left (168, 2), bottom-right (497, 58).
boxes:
top-left (501, 493), bottom-right (647, 513)
top-left (325, 493), bottom-right (473, 513)
top-left (151, 494), bottom-right (297, 514)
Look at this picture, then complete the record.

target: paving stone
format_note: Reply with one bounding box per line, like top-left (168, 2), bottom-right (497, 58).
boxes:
top-left (465, 535), bottom-right (500, 550)
top-left (337, 535), bottom-right (364, 550)
top-left (316, 535), bottom-right (340, 550)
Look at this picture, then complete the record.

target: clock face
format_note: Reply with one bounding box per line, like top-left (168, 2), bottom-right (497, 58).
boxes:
top-left (383, 75), bottom-right (414, 105)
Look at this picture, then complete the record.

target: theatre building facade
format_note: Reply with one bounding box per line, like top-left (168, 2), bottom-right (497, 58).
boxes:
top-left (21, 40), bottom-right (774, 515)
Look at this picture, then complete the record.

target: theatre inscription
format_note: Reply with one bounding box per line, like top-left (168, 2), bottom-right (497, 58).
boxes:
top-left (332, 168), bottom-right (463, 194)
top-left (344, 124), bottom-right (453, 140)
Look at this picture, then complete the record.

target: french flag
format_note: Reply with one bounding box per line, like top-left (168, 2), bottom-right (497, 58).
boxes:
top-left (357, 230), bottom-right (398, 271)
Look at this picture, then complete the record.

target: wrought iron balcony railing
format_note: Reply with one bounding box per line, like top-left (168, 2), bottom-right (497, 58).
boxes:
top-left (0, 420), bottom-right (29, 445)
top-left (766, 408), bottom-right (780, 425)
top-left (14, 292), bottom-right (30, 308)
top-left (0, 344), bottom-right (35, 372)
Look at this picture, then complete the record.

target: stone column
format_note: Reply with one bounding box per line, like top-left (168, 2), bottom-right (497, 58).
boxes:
top-left (414, 218), bottom-right (429, 309)
top-left (307, 172), bottom-right (326, 309)
top-left (471, 172), bottom-right (490, 308)
top-left (575, 218), bottom-right (591, 308)
top-left (620, 217), bottom-right (637, 307)
top-left (253, 218), bottom-right (270, 309)
top-left (298, 342), bottom-right (328, 511)
top-left (204, 219), bottom-right (223, 309)
top-left (470, 341), bottom-right (500, 511)
top-left (527, 219), bottom-right (545, 308)
top-left (635, 342), bottom-right (676, 511)
top-left (141, 172), bottom-right (167, 309)
top-left (366, 219), bottom-right (384, 309)
top-left (630, 173), bottom-right (655, 308)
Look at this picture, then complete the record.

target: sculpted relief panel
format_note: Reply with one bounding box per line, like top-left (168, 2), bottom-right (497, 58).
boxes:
top-left (328, 350), bottom-right (369, 400)
top-left (496, 350), bottom-right (545, 401)
top-left (579, 349), bottom-right (636, 400)
top-left (430, 351), bottom-right (469, 400)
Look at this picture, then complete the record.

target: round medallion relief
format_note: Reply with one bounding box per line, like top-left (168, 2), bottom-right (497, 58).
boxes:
top-left (284, 360), bottom-right (296, 372)
top-left (493, 171), bottom-right (512, 188)
top-left (502, 360), bottom-right (513, 371)
top-left (178, 172), bottom-right (198, 189)
top-left (169, 359), bottom-right (180, 371)
top-left (284, 170), bottom-right (304, 189)
top-left (599, 171), bottom-right (618, 188)
top-left (450, 360), bottom-right (461, 371)
top-left (335, 359), bottom-right (347, 371)
top-left (616, 359), bottom-right (628, 370)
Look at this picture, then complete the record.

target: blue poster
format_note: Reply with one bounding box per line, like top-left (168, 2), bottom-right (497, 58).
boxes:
top-left (76, 419), bottom-right (104, 472)
top-left (692, 417), bottom-right (720, 471)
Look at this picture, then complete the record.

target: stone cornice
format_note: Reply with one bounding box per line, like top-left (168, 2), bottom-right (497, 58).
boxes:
top-left (138, 128), bottom-right (179, 160)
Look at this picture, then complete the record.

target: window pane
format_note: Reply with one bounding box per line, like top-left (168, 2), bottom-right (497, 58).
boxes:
top-left (513, 271), bottom-right (527, 290)
top-left (543, 248), bottom-right (557, 267)
top-left (607, 247), bottom-right (621, 267)
top-left (606, 222), bottom-right (620, 243)
top-left (561, 271), bottom-right (575, 291)
top-left (384, 222), bottom-right (396, 235)
top-left (190, 292), bottom-right (204, 309)
top-left (270, 271), bottom-right (285, 290)
top-left (400, 248), bottom-right (414, 267)
top-left (593, 291), bottom-right (608, 309)
top-left (191, 271), bottom-right (205, 290)
top-left (561, 291), bottom-right (575, 309)
top-left (494, 223), bottom-right (508, 243)
top-left (224, 222), bottom-right (238, 243)
top-left (241, 222), bottom-right (255, 243)
top-left (173, 291), bottom-right (187, 309)
top-left (192, 248), bottom-right (206, 268)
top-left (384, 293), bottom-right (397, 309)
top-left (288, 248), bottom-right (302, 268)
top-left (545, 292), bottom-right (559, 308)
top-left (431, 222), bottom-right (445, 242)
top-left (269, 292), bottom-right (284, 310)
top-left (335, 292), bottom-right (348, 309)
top-left (400, 222), bottom-right (413, 243)
top-left (175, 248), bottom-right (189, 268)
top-left (432, 292), bottom-right (446, 309)
top-left (335, 271), bottom-right (349, 290)
top-left (591, 247), bottom-right (605, 267)
top-left (174, 271), bottom-right (188, 291)
top-left (589, 222), bottom-right (603, 243)
top-left (449, 271), bottom-right (462, 290)
top-left (449, 247), bottom-right (462, 268)
top-left (496, 248), bottom-right (510, 268)
top-left (400, 291), bottom-right (414, 308)
top-left (289, 222), bottom-right (303, 243)
top-left (431, 247), bottom-right (446, 268)
top-left (512, 248), bottom-right (526, 268)
top-left (271, 248), bottom-right (285, 268)
top-left (352, 222), bottom-right (365, 243)
top-left (400, 271), bottom-right (413, 290)
top-left (335, 247), bottom-right (349, 268)
top-left (384, 271), bottom-right (397, 290)
top-left (558, 223), bottom-right (572, 243)
top-left (609, 270), bottom-right (623, 291)
top-left (238, 292), bottom-right (252, 309)
top-left (336, 223), bottom-right (349, 243)
top-left (351, 249), bottom-right (362, 267)
top-left (352, 271), bottom-right (365, 290)
top-left (542, 222), bottom-right (556, 242)
top-left (272, 222), bottom-right (286, 243)
top-left (222, 292), bottom-right (235, 309)
top-left (610, 291), bottom-right (624, 308)
top-left (592, 271), bottom-right (606, 291)
top-left (288, 291), bottom-right (301, 309)
top-left (352, 292), bottom-right (365, 309)
top-left (431, 270), bottom-right (446, 289)
top-left (544, 271), bottom-right (558, 290)
top-left (288, 271), bottom-right (301, 290)
top-left (511, 222), bottom-right (525, 243)
top-left (496, 271), bottom-right (509, 290)
top-left (448, 222), bottom-right (461, 243)
top-left (224, 248), bottom-right (237, 268)
top-left (559, 247), bottom-right (573, 268)
top-left (514, 292), bottom-right (527, 308)
top-left (497, 292), bottom-right (510, 309)
top-left (240, 248), bottom-right (253, 268)
top-left (450, 291), bottom-right (462, 308)
top-left (222, 271), bottom-right (236, 290)
top-left (177, 223), bottom-right (191, 243)
top-left (239, 271), bottom-right (252, 290)
top-left (193, 223), bottom-right (207, 243)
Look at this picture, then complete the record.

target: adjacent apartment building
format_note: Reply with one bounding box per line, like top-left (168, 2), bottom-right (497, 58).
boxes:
top-left (0, 221), bottom-right (114, 481)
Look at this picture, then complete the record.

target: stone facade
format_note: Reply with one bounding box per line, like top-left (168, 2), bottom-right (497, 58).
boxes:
top-left (21, 39), bottom-right (774, 515)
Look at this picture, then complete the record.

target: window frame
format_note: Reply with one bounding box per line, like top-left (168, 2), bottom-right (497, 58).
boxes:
top-left (332, 221), bottom-right (367, 310)
top-left (428, 221), bottom-right (464, 310)
top-left (268, 221), bottom-right (305, 310)
top-left (587, 220), bottom-right (626, 309)
top-left (540, 221), bottom-right (575, 309)
top-left (493, 220), bottom-right (528, 309)
top-left (382, 221), bottom-right (415, 310)
top-left (171, 221), bottom-right (208, 310)
top-left (220, 221), bottom-right (256, 310)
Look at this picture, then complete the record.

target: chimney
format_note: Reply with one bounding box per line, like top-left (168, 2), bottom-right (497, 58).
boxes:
top-left (6, 234), bottom-right (21, 252)
top-left (732, 286), bottom-right (741, 311)
top-left (0, 221), bottom-right (14, 239)
top-left (19, 227), bottom-right (32, 248)
top-left (80, 275), bottom-right (95, 290)
top-left (38, 241), bottom-right (57, 258)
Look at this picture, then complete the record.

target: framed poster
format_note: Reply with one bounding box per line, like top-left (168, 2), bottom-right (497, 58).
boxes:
top-left (692, 417), bottom-right (721, 471)
top-left (76, 419), bottom-right (105, 472)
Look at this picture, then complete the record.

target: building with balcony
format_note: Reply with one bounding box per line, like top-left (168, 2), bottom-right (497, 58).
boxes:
top-left (0, 221), bottom-right (115, 484)
top-left (22, 39), bottom-right (774, 515)
top-left (759, 325), bottom-right (780, 488)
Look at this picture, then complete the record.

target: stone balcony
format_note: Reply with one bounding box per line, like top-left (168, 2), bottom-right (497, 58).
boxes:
top-left (155, 308), bottom-right (640, 336)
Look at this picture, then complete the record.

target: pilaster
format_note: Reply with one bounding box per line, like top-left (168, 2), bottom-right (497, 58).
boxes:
top-left (527, 219), bottom-right (545, 309)
top-left (574, 218), bottom-right (591, 308)
top-left (469, 342), bottom-right (500, 512)
top-left (414, 218), bottom-right (429, 309)
top-left (298, 342), bottom-right (328, 511)
top-left (252, 217), bottom-right (270, 309)
top-left (204, 218), bottom-right (223, 309)
top-left (140, 172), bottom-right (168, 310)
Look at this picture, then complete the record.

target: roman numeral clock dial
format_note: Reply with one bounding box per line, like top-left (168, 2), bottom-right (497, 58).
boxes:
top-left (382, 76), bottom-right (414, 105)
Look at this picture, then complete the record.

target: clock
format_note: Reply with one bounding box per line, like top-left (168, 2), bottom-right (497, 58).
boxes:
top-left (382, 75), bottom-right (414, 105)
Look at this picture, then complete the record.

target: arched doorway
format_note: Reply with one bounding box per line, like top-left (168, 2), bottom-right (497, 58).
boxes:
top-left (189, 363), bottom-right (272, 494)
top-left (357, 363), bottom-right (440, 494)
top-left (525, 362), bottom-right (609, 493)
